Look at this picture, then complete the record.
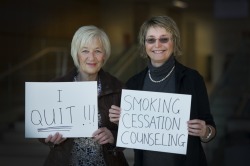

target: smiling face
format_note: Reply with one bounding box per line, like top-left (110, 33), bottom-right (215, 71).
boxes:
top-left (77, 38), bottom-right (105, 80)
top-left (145, 26), bottom-right (174, 67)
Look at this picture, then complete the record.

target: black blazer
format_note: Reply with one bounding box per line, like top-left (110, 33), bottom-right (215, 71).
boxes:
top-left (126, 60), bottom-right (216, 166)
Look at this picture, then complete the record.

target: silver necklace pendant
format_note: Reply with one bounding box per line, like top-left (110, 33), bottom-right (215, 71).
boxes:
top-left (148, 66), bottom-right (175, 83)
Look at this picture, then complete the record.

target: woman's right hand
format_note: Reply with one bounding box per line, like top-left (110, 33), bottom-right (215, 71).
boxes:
top-left (109, 105), bottom-right (121, 124)
top-left (45, 132), bottom-right (67, 146)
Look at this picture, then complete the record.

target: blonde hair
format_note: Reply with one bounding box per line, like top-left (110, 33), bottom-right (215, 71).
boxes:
top-left (138, 15), bottom-right (182, 58)
top-left (71, 25), bottom-right (111, 68)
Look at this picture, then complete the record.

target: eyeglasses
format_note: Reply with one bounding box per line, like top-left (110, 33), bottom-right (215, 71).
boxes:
top-left (145, 37), bottom-right (171, 44)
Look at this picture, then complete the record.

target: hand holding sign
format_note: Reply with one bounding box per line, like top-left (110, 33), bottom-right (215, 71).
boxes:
top-left (116, 89), bottom-right (191, 155)
top-left (109, 105), bottom-right (121, 124)
top-left (25, 82), bottom-right (98, 138)
top-left (45, 132), bottom-right (67, 146)
top-left (92, 127), bottom-right (115, 144)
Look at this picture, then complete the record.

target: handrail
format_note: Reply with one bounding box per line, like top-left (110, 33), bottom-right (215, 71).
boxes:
top-left (110, 45), bottom-right (139, 77)
top-left (0, 47), bottom-right (69, 80)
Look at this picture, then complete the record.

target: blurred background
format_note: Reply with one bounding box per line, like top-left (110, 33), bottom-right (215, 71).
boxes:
top-left (0, 0), bottom-right (250, 165)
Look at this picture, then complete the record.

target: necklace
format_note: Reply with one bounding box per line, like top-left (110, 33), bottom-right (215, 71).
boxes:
top-left (148, 65), bottom-right (175, 83)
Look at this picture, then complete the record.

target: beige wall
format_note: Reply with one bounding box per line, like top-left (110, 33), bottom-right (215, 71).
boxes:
top-left (181, 12), bottom-right (215, 81)
top-left (100, 1), bottom-right (135, 56)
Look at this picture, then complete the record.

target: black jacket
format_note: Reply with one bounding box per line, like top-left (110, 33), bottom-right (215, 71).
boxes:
top-left (126, 60), bottom-right (216, 166)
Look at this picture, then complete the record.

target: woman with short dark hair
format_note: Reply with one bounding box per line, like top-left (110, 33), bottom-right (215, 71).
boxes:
top-left (109, 16), bottom-right (216, 166)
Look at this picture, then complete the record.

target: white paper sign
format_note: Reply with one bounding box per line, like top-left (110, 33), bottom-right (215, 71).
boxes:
top-left (117, 89), bottom-right (191, 155)
top-left (25, 82), bottom-right (98, 138)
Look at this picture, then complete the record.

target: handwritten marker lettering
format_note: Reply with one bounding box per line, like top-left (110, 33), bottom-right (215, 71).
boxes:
top-left (57, 90), bottom-right (62, 102)
top-left (25, 82), bottom-right (98, 138)
top-left (117, 89), bottom-right (191, 154)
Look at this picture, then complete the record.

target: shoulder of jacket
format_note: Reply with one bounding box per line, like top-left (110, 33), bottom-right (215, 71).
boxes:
top-left (127, 67), bottom-right (148, 82)
top-left (176, 61), bottom-right (201, 76)
top-left (99, 69), bottom-right (124, 92)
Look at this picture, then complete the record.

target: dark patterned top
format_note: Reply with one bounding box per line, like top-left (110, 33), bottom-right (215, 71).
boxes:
top-left (69, 77), bottom-right (106, 166)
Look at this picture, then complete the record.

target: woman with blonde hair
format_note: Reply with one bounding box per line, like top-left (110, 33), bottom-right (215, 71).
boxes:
top-left (40, 25), bottom-right (128, 166)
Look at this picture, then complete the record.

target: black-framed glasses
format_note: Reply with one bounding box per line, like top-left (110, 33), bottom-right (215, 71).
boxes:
top-left (145, 37), bottom-right (171, 44)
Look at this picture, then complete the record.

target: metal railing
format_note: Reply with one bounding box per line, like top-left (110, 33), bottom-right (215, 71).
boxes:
top-left (0, 47), bottom-right (71, 126)
top-left (104, 44), bottom-right (147, 83)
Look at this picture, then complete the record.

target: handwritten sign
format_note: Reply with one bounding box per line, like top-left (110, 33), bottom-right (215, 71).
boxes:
top-left (116, 89), bottom-right (191, 155)
top-left (25, 82), bottom-right (98, 138)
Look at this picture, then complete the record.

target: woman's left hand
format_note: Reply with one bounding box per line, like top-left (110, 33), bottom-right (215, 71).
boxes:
top-left (187, 119), bottom-right (207, 137)
top-left (92, 127), bottom-right (114, 145)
